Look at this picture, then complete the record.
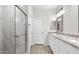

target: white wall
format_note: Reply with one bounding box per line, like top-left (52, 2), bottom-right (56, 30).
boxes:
top-left (63, 5), bottom-right (78, 34)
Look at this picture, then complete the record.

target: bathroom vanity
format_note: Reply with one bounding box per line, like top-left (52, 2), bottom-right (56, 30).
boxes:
top-left (48, 32), bottom-right (79, 54)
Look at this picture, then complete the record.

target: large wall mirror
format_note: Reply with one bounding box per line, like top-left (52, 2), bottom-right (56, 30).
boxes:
top-left (50, 21), bottom-right (56, 30)
top-left (56, 8), bottom-right (63, 32)
top-left (50, 7), bottom-right (64, 32)
top-left (56, 15), bottom-right (63, 32)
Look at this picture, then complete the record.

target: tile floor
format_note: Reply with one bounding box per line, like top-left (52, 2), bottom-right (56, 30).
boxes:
top-left (30, 44), bottom-right (53, 54)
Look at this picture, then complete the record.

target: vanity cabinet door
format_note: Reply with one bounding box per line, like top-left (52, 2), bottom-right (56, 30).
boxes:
top-left (48, 35), bottom-right (69, 54)
top-left (48, 34), bottom-right (79, 54)
top-left (48, 35), bottom-right (62, 54)
top-left (52, 37), bottom-right (60, 54)
top-left (59, 40), bottom-right (79, 54)
top-left (56, 39), bottom-right (70, 54)
top-left (48, 35), bottom-right (56, 53)
top-left (52, 37), bottom-right (68, 54)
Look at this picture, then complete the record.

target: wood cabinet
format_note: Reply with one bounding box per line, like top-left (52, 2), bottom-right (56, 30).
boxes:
top-left (48, 34), bottom-right (79, 54)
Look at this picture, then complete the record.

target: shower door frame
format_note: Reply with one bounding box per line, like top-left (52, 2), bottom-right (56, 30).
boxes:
top-left (14, 5), bottom-right (28, 54)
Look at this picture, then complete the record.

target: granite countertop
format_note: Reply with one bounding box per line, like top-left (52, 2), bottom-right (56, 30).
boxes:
top-left (48, 32), bottom-right (79, 48)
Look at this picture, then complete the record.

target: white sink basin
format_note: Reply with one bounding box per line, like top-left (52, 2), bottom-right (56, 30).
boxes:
top-left (70, 38), bottom-right (79, 44)
top-left (70, 40), bottom-right (76, 42)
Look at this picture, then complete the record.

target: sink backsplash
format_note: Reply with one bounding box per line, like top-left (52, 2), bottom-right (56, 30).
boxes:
top-left (62, 33), bottom-right (79, 38)
top-left (49, 32), bottom-right (79, 38)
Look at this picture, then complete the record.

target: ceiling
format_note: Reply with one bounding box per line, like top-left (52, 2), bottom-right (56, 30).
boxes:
top-left (32, 5), bottom-right (59, 17)
top-left (32, 5), bottom-right (58, 10)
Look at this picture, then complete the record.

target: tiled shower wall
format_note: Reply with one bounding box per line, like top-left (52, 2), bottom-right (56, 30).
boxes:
top-left (0, 6), bottom-right (16, 54)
